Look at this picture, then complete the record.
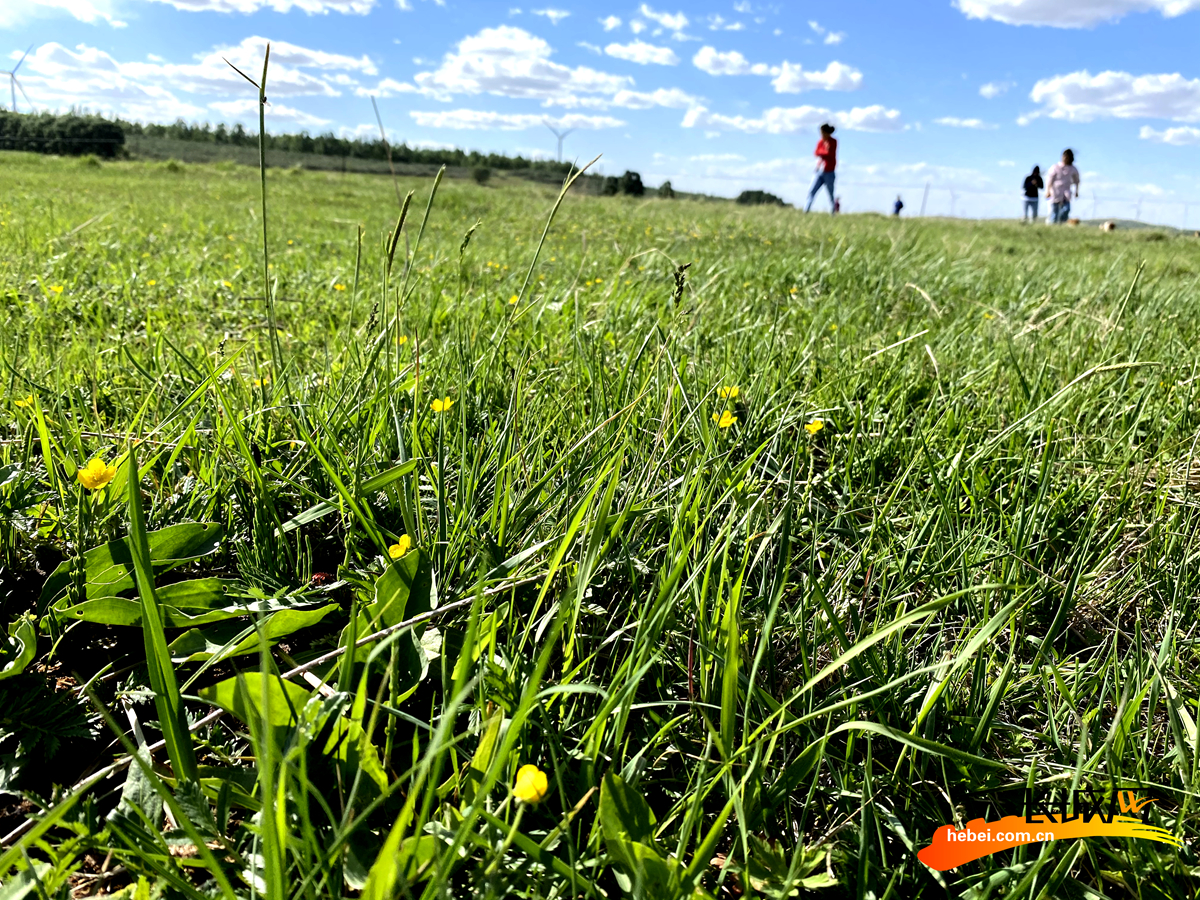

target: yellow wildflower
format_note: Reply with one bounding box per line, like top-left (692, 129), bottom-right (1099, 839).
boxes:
top-left (397, 334), bottom-right (409, 346)
top-left (713, 410), bottom-right (737, 429)
top-left (719, 386), bottom-right (739, 400)
top-left (513, 765), bottom-right (548, 804)
top-left (388, 535), bottom-right (413, 559)
top-left (253, 375), bottom-right (270, 388)
top-left (287, 239), bottom-right (294, 245)
top-left (77, 458), bottom-right (117, 491)
top-left (805, 419), bottom-right (824, 435)
top-left (14, 394), bottom-right (34, 409)
top-left (508, 294), bottom-right (519, 305)
top-left (49, 285), bottom-right (64, 294)
top-left (222, 280), bottom-right (233, 288)
top-left (147, 279), bottom-right (157, 286)
top-left (431, 397), bottom-right (454, 413)
top-left (334, 283), bottom-right (347, 291)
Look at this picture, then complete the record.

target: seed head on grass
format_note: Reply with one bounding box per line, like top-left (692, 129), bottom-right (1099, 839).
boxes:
top-left (713, 410), bottom-right (737, 429)
top-left (78, 458), bottom-right (117, 491)
top-left (431, 397), bottom-right (454, 413)
top-left (388, 535), bottom-right (412, 559)
top-left (513, 765), bottom-right (548, 804)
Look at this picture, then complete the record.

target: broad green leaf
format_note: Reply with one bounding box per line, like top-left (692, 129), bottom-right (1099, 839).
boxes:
top-left (168, 605), bottom-right (337, 662)
top-left (600, 773), bottom-right (659, 873)
top-left (0, 616), bottom-right (36, 682)
top-left (41, 522), bottom-right (224, 608)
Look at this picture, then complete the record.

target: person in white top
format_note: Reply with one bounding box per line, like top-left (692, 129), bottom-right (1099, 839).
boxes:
top-left (1045, 149), bottom-right (1080, 224)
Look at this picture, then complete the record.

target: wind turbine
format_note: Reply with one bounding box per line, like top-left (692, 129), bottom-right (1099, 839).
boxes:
top-left (544, 119), bottom-right (574, 163)
top-left (5, 45), bottom-right (34, 113)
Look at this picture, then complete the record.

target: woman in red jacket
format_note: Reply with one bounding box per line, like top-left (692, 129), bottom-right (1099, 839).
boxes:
top-left (805, 123), bottom-right (837, 214)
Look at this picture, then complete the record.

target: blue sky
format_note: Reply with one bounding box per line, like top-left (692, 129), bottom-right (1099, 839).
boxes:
top-left (4, 0), bottom-right (1200, 224)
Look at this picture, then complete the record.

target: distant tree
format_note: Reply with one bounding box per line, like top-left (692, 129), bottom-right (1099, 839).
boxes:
top-left (657, 180), bottom-right (676, 199)
top-left (619, 170), bottom-right (645, 196)
top-left (602, 176), bottom-right (620, 196)
top-left (736, 190), bottom-right (785, 207)
top-left (472, 167), bottom-right (491, 185)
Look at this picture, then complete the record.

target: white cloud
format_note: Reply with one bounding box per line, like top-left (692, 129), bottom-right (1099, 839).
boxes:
top-left (954, 0), bottom-right (1200, 27)
top-left (600, 14), bottom-right (621, 30)
top-left (414, 26), bottom-right (631, 103)
top-left (11, 38), bottom-right (371, 123)
top-left (824, 31), bottom-right (846, 44)
top-left (532, 7), bottom-right (569, 24)
top-left (979, 80), bottom-right (1013, 98)
top-left (1140, 124), bottom-right (1200, 144)
top-left (692, 48), bottom-right (861, 92)
top-left (707, 13), bottom-right (744, 30)
top-left (144, 0), bottom-right (375, 12)
top-left (605, 40), bottom-right (680, 65)
top-left (772, 60), bottom-right (862, 92)
top-left (683, 103), bottom-right (904, 133)
top-left (354, 77), bottom-right (418, 97)
top-left (692, 46), bottom-right (770, 76)
top-left (1029, 69), bottom-right (1200, 122)
top-left (578, 41), bottom-right (602, 54)
top-left (410, 109), bottom-right (623, 129)
top-left (934, 116), bottom-right (999, 128)
top-left (0, 0), bottom-right (125, 27)
top-left (638, 3), bottom-right (688, 30)
top-left (209, 98), bottom-right (331, 125)
top-left (612, 86), bottom-right (697, 108)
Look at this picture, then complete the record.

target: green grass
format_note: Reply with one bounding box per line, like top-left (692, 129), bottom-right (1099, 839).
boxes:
top-left (2, 148), bottom-right (1200, 898)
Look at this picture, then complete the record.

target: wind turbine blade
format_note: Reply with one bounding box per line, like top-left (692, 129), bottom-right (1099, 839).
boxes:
top-left (12, 44), bottom-right (33, 76)
top-left (14, 75), bottom-right (33, 110)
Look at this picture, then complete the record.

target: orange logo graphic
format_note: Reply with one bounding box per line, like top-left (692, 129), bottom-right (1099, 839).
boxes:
top-left (918, 792), bottom-right (1180, 872)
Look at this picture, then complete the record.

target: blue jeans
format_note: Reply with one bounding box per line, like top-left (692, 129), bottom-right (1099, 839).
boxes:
top-left (1023, 198), bottom-right (1038, 220)
top-left (806, 171), bottom-right (836, 213)
top-left (1050, 200), bottom-right (1070, 224)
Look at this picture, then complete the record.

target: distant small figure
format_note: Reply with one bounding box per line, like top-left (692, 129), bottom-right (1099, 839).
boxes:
top-left (1101, 221), bottom-right (1116, 232)
top-left (893, 195), bottom-right (904, 216)
top-left (1045, 149), bottom-right (1080, 224)
top-left (804, 123), bottom-right (838, 214)
top-left (833, 196), bottom-right (841, 214)
top-left (1022, 165), bottom-right (1043, 221)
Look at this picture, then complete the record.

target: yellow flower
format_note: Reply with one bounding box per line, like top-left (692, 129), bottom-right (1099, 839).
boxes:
top-left (147, 279), bottom-right (157, 286)
top-left (49, 285), bottom-right (63, 294)
top-left (77, 458), bottom-right (117, 491)
top-left (513, 765), bottom-right (548, 804)
top-left (222, 280), bottom-right (233, 288)
top-left (805, 419), bottom-right (824, 435)
top-left (397, 334), bottom-right (409, 346)
top-left (253, 375), bottom-right (270, 388)
top-left (287, 239), bottom-right (294, 245)
top-left (719, 386), bottom-right (739, 400)
top-left (14, 394), bottom-right (34, 409)
top-left (508, 294), bottom-right (519, 305)
top-left (712, 410), bottom-right (737, 429)
top-left (431, 397), bottom-right (454, 413)
top-left (141, 252), bottom-right (151, 258)
top-left (334, 283), bottom-right (347, 291)
top-left (388, 535), bottom-right (412, 559)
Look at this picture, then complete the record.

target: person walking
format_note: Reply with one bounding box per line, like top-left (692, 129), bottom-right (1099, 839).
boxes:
top-left (893, 195), bottom-right (904, 216)
top-left (804, 123), bottom-right (837, 214)
top-left (1022, 165), bottom-right (1042, 221)
top-left (1045, 150), bottom-right (1079, 224)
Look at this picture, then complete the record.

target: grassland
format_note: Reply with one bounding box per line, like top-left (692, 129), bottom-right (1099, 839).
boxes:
top-left (2, 149), bottom-right (1200, 898)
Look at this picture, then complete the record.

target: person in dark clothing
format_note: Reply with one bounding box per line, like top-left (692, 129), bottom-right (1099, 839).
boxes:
top-left (1022, 166), bottom-right (1043, 221)
top-left (893, 195), bottom-right (904, 216)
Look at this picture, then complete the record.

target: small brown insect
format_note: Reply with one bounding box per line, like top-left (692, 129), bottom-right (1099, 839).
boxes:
top-left (309, 572), bottom-right (335, 587)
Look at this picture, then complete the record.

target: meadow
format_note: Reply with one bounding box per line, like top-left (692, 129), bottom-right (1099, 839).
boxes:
top-left (1, 149), bottom-right (1200, 899)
